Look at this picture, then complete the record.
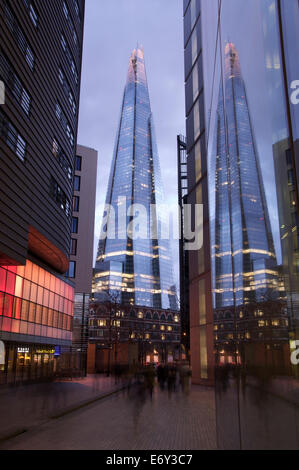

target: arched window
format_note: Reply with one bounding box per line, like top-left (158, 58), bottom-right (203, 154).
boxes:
top-left (153, 312), bottom-right (159, 321)
top-left (160, 314), bottom-right (166, 321)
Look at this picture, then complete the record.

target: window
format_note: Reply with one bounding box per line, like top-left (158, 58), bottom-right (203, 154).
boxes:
top-left (63, 2), bottom-right (78, 49)
top-left (67, 261), bottom-right (76, 278)
top-left (0, 51), bottom-right (31, 115)
top-left (55, 102), bottom-right (74, 147)
top-left (58, 67), bottom-right (76, 115)
top-left (5, 4), bottom-right (35, 70)
top-left (23, 1), bottom-right (39, 28)
top-left (75, 155), bottom-right (82, 171)
top-left (72, 217), bottom-right (78, 233)
top-left (73, 0), bottom-right (81, 22)
top-left (70, 239), bottom-right (77, 256)
top-left (74, 175), bottom-right (81, 192)
top-left (60, 34), bottom-right (78, 85)
top-left (73, 196), bottom-right (80, 212)
top-left (52, 138), bottom-right (72, 180)
top-left (49, 177), bottom-right (71, 216)
top-left (0, 109), bottom-right (27, 161)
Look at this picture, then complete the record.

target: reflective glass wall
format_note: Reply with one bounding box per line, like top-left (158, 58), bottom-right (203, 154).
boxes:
top-left (0, 260), bottom-right (74, 342)
top-left (202, 0), bottom-right (299, 449)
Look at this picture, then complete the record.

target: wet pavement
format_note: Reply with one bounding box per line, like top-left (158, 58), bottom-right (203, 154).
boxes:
top-left (0, 375), bottom-right (123, 440)
top-left (0, 381), bottom-right (217, 450)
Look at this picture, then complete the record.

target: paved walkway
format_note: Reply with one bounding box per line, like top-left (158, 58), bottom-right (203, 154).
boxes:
top-left (0, 383), bottom-right (217, 450)
top-left (0, 375), bottom-right (124, 441)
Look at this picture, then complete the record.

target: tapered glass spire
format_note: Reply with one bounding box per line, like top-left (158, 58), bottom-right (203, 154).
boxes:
top-left (94, 48), bottom-right (176, 309)
top-left (210, 43), bottom-right (279, 309)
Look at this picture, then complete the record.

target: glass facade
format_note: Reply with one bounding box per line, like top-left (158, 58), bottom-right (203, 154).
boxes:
top-left (199, 0), bottom-right (299, 449)
top-left (94, 48), bottom-right (176, 310)
top-left (0, 260), bottom-right (74, 343)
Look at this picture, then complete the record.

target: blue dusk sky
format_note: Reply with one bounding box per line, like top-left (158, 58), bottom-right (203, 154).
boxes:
top-left (77, 0), bottom-right (185, 288)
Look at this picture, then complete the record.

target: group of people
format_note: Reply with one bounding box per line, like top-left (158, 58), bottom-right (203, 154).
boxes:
top-left (110, 362), bottom-right (191, 398)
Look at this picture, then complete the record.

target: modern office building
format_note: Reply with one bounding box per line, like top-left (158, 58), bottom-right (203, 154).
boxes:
top-left (67, 144), bottom-right (98, 374)
top-left (177, 135), bottom-right (190, 358)
top-left (184, 0), bottom-right (299, 450)
top-left (0, 0), bottom-right (85, 384)
top-left (183, 0), bottom-right (214, 385)
top-left (95, 47), bottom-right (177, 311)
top-left (91, 47), bottom-right (179, 366)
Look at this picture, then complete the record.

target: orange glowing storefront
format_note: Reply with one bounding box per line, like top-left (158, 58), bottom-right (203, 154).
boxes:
top-left (0, 260), bottom-right (74, 384)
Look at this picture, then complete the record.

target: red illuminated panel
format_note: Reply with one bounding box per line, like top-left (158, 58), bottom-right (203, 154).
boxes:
top-left (4, 294), bottom-right (13, 317)
top-left (14, 298), bottom-right (21, 319)
top-left (39, 266), bottom-right (45, 287)
top-left (0, 292), bottom-right (4, 315)
top-left (6, 271), bottom-right (15, 295)
top-left (25, 261), bottom-right (32, 281)
top-left (17, 265), bottom-right (25, 277)
top-left (32, 263), bottom-right (39, 284)
top-left (44, 271), bottom-right (51, 290)
top-left (0, 268), bottom-right (6, 292)
top-left (50, 274), bottom-right (56, 293)
top-left (15, 276), bottom-right (23, 298)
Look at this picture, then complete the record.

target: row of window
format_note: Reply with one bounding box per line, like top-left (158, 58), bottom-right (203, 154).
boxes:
top-left (23, 0), bottom-right (38, 28)
top-left (52, 138), bottom-right (72, 181)
top-left (56, 102), bottom-right (74, 147)
top-left (4, 3), bottom-right (35, 71)
top-left (49, 176), bottom-right (71, 217)
top-left (58, 67), bottom-right (76, 115)
top-left (0, 108), bottom-right (27, 161)
top-left (0, 50), bottom-right (31, 115)
top-left (1, 263), bottom-right (74, 300)
top-left (61, 34), bottom-right (78, 85)
top-left (0, 292), bottom-right (73, 331)
top-left (63, 1), bottom-right (78, 51)
top-left (73, 0), bottom-right (81, 23)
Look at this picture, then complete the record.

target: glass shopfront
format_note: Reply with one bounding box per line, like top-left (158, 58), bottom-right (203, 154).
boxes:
top-left (202, 0), bottom-right (299, 449)
top-left (0, 342), bottom-right (57, 384)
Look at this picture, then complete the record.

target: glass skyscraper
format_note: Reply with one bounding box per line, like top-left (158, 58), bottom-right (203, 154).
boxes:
top-left (211, 43), bottom-right (279, 310)
top-left (183, 0), bottom-right (299, 449)
top-left (94, 47), bottom-right (176, 310)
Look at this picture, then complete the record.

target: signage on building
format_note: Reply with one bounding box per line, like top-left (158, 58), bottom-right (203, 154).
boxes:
top-left (17, 347), bottom-right (30, 354)
top-left (35, 348), bottom-right (55, 355)
top-left (54, 346), bottom-right (61, 357)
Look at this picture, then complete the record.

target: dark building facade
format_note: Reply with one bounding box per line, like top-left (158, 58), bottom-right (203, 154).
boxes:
top-left (0, 0), bottom-right (85, 384)
top-left (185, 0), bottom-right (299, 450)
top-left (183, 0), bottom-right (214, 385)
top-left (67, 145), bottom-right (98, 374)
top-left (177, 135), bottom-right (190, 358)
top-left (88, 303), bottom-right (180, 373)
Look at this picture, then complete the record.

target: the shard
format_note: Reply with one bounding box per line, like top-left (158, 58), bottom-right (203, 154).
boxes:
top-left (94, 47), bottom-right (176, 310)
top-left (210, 43), bottom-right (279, 309)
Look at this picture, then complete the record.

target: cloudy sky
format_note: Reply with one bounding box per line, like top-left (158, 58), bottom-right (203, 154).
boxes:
top-left (77, 0), bottom-right (185, 288)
